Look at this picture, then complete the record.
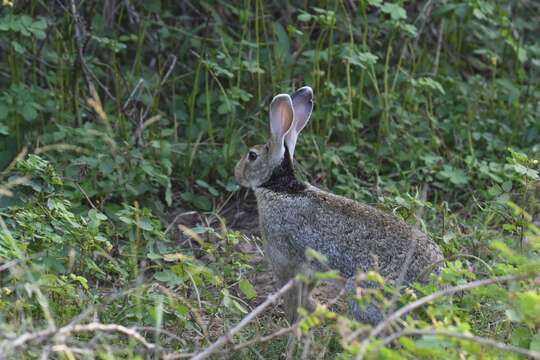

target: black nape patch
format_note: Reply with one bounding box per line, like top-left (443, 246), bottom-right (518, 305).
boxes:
top-left (260, 146), bottom-right (306, 193)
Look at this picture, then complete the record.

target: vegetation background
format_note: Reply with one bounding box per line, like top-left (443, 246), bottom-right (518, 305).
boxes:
top-left (0, 0), bottom-right (539, 358)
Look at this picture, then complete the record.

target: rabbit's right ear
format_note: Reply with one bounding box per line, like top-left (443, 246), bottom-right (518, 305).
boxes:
top-left (286, 86), bottom-right (313, 160)
top-left (269, 94), bottom-right (294, 162)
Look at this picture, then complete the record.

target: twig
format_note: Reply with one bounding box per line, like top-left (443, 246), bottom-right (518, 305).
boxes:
top-left (300, 331), bottom-right (312, 359)
top-left (69, 0), bottom-right (91, 89)
top-left (0, 252), bottom-right (45, 273)
top-left (352, 273), bottom-right (536, 359)
top-left (160, 55), bottom-right (178, 87)
top-left (123, 0), bottom-right (140, 24)
top-left (432, 19), bottom-right (445, 76)
top-left (74, 182), bottom-right (99, 210)
top-left (1, 322), bottom-right (155, 355)
top-left (165, 211), bottom-right (198, 234)
top-left (122, 78), bottom-right (145, 111)
top-left (345, 0), bottom-right (357, 12)
top-left (68, 0), bottom-right (115, 100)
top-left (69, 323), bottom-right (154, 349)
top-left (51, 344), bottom-right (94, 356)
top-left (138, 55), bottom-right (178, 128)
top-left (0, 176), bottom-right (30, 197)
top-left (34, 144), bottom-right (89, 155)
top-left (186, 271), bottom-right (203, 311)
top-left (175, 279), bottom-right (296, 360)
top-left (413, 0), bottom-right (435, 48)
top-left (133, 326), bottom-right (186, 344)
top-left (380, 329), bottom-right (540, 359)
top-left (0, 146), bottom-right (28, 178)
top-left (416, 253), bottom-right (494, 283)
top-left (230, 324), bottom-right (297, 353)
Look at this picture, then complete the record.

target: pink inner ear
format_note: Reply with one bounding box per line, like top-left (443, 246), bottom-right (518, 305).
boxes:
top-left (269, 94), bottom-right (294, 160)
top-left (269, 94), bottom-right (294, 140)
top-left (277, 107), bottom-right (293, 133)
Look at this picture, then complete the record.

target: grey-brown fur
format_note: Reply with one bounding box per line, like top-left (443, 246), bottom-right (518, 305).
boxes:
top-left (234, 86), bottom-right (444, 324)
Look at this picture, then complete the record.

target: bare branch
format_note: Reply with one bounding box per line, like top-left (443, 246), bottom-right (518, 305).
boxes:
top-left (1, 322), bottom-right (155, 355)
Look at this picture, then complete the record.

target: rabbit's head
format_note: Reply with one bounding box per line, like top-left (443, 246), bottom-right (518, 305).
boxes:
top-left (235, 86), bottom-right (313, 189)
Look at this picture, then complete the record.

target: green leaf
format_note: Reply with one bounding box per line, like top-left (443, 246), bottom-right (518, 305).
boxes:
top-left (367, 0), bottom-right (383, 7)
top-left (69, 274), bottom-right (89, 290)
top-left (414, 77), bottom-right (446, 95)
top-left (502, 180), bottom-right (513, 192)
top-left (314, 270), bottom-right (340, 281)
top-left (88, 208), bottom-right (107, 222)
top-left (342, 47), bottom-right (378, 69)
top-left (513, 164), bottom-right (539, 180)
top-left (147, 252), bottom-right (162, 260)
top-left (0, 103), bottom-right (8, 120)
top-left (305, 247), bottom-right (328, 263)
top-left (297, 12), bottom-right (312, 22)
top-left (11, 40), bottom-right (26, 54)
top-left (138, 217), bottom-right (154, 231)
top-left (196, 179), bottom-right (219, 196)
top-left (531, 332), bottom-right (540, 352)
top-left (193, 195), bottom-right (212, 211)
top-left (381, 3), bottom-right (407, 20)
top-left (174, 304), bottom-right (189, 317)
top-left (510, 327), bottom-right (532, 348)
top-left (232, 299), bottom-right (248, 314)
top-left (438, 165), bottom-right (470, 186)
top-left (154, 270), bottom-right (182, 286)
top-left (399, 23), bottom-right (418, 38)
top-left (19, 104), bottom-right (37, 121)
top-left (239, 278), bottom-right (257, 300)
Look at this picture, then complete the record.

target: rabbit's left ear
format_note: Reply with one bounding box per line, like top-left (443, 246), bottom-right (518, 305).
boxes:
top-left (269, 94), bottom-right (294, 162)
top-left (285, 86), bottom-right (313, 160)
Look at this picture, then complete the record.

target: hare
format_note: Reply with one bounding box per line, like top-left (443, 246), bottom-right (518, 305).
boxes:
top-left (234, 86), bottom-right (444, 324)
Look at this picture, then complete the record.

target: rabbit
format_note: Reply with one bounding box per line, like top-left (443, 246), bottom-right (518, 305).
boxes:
top-left (234, 86), bottom-right (444, 324)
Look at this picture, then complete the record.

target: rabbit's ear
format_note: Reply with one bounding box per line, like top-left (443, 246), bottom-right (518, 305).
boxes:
top-left (269, 94), bottom-right (294, 161)
top-left (286, 86), bottom-right (313, 159)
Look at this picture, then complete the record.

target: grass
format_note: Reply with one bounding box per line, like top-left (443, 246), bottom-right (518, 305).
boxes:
top-left (0, 0), bottom-right (540, 358)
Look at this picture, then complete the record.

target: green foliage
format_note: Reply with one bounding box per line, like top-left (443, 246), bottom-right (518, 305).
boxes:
top-left (0, 0), bottom-right (539, 358)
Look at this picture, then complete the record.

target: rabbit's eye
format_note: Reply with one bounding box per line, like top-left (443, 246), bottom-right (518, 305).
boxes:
top-left (248, 151), bottom-right (258, 161)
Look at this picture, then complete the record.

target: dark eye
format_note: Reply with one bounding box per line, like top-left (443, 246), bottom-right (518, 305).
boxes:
top-left (248, 151), bottom-right (258, 161)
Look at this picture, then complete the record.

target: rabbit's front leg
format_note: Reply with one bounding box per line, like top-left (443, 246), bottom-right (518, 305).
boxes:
top-left (281, 273), bottom-right (316, 323)
top-left (264, 241), bottom-right (311, 323)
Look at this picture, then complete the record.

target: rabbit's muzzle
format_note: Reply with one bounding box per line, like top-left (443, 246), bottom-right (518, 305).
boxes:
top-left (234, 158), bottom-right (248, 188)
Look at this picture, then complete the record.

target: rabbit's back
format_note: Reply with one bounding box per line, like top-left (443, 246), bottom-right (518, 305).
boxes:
top-left (255, 184), bottom-right (443, 282)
